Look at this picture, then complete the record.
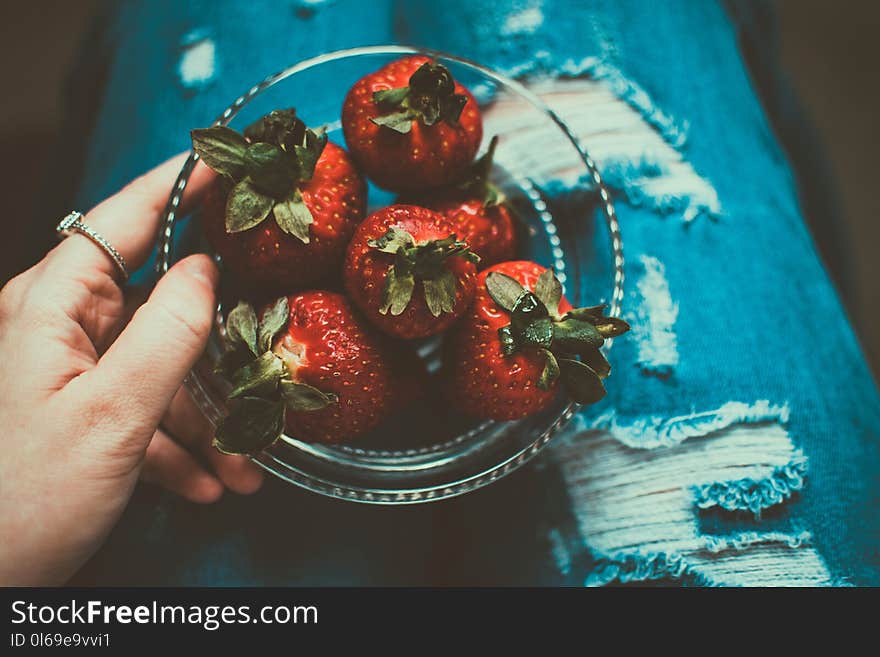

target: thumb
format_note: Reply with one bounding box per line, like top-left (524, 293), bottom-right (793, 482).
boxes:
top-left (90, 254), bottom-right (219, 432)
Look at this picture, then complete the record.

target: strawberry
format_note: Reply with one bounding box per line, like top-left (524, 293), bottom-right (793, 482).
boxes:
top-left (213, 292), bottom-right (417, 452)
top-left (444, 261), bottom-right (630, 421)
top-left (342, 56), bottom-right (483, 193)
top-left (192, 108), bottom-right (366, 294)
top-left (405, 136), bottom-right (517, 267)
top-left (343, 204), bottom-right (479, 339)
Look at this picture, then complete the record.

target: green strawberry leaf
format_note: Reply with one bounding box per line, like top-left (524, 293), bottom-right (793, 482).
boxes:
top-left (423, 269), bottom-right (457, 317)
top-left (482, 184), bottom-right (504, 208)
top-left (407, 62), bottom-right (467, 126)
top-left (439, 93), bottom-right (467, 125)
top-left (458, 136), bottom-right (505, 207)
top-left (535, 269), bottom-right (563, 317)
top-left (214, 344), bottom-right (254, 378)
top-left (228, 351), bottom-right (284, 399)
top-left (485, 267), bottom-right (628, 399)
top-left (380, 265), bottom-right (415, 316)
top-left (552, 318), bottom-right (604, 354)
top-left (461, 250), bottom-right (481, 265)
top-left (371, 63), bottom-right (468, 131)
top-left (420, 99), bottom-right (442, 126)
top-left (225, 178), bottom-right (274, 233)
top-left (518, 315), bottom-right (554, 350)
top-left (214, 397), bottom-right (286, 455)
top-left (538, 348), bottom-right (560, 391)
top-left (244, 142), bottom-right (296, 199)
top-left (368, 227), bottom-right (415, 254)
top-left (495, 291), bottom-right (553, 352)
top-left (212, 293), bottom-right (339, 456)
top-left (580, 347), bottom-right (612, 379)
top-left (190, 126), bottom-right (248, 179)
top-left (485, 272), bottom-right (525, 312)
top-left (373, 86), bottom-right (410, 107)
top-left (563, 306), bottom-right (629, 337)
top-left (225, 301), bottom-right (259, 355)
top-left (257, 296), bottom-right (290, 353)
top-left (409, 62), bottom-right (453, 94)
top-left (426, 235), bottom-right (473, 268)
top-left (558, 358), bottom-right (606, 405)
top-left (565, 305), bottom-right (607, 322)
top-left (592, 316), bottom-right (631, 338)
top-left (293, 128), bottom-right (328, 182)
top-left (243, 108), bottom-right (305, 151)
top-left (371, 111), bottom-right (415, 134)
top-left (410, 235), bottom-right (478, 279)
top-left (371, 230), bottom-right (475, 317)
top-left (280, 379), bottom-right (338, 412)
top-left (273, 189), bottom-right (313, 243)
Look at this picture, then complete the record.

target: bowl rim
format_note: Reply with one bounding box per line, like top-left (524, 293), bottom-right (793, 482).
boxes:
top-left (156, 44), bottom-right (625, 505)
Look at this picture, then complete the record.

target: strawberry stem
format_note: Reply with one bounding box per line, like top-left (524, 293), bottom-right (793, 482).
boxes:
top-left (368, 227), bottom-right (479, 317)
top-left (190, 108), bottom-right (328, 243)
top-left (213, 297), bottom-right (337, 455)
top-left (485, 270), bottom-right (632, 406)
top-left (458, 135), bottom-right (505, 207)
top-left (370, 61), bottom-right (469, 134)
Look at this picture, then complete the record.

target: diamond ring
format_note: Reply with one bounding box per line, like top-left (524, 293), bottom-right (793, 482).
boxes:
top-left (56, 211), bottom-right (129, 282)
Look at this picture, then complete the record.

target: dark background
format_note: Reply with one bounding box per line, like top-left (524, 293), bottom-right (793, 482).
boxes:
top-left (0, 0), bottom-right (877, 376)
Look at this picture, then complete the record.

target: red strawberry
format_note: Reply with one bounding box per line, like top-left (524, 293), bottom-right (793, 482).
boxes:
top-left (192, 108), bottom-right (366, 294)
top-left (213, 292), bottom-right (418, 452)
top-left (406, 136), bottom-right (517, 267)
top-left (344, 204), bottom-right (479, 339)
top-left (342, 55), bottom-right (483, 193)
top-left (444, 261), bottom-right (630, 421)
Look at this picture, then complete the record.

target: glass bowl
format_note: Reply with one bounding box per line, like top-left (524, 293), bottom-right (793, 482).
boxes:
top-left (156, 45), bottom-right (625, 505)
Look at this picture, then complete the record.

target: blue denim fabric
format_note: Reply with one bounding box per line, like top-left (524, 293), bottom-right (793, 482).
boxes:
top-left (67, 0), bottom-right (880, 586)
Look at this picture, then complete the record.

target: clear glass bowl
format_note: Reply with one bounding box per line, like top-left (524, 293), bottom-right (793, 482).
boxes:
top-left (156, 45), bottom-right (625, 505)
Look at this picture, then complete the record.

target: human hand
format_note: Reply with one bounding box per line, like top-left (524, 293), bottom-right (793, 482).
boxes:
top-left (0, 153), bottom-right (263, 586)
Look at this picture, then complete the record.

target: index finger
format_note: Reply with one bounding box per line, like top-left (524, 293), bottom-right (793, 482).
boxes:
top-left (48, 152), bottom-right (217, 280)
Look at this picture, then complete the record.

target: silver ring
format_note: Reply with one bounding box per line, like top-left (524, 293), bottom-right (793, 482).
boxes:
top-left (56, 211), bottom-right (129, 281)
